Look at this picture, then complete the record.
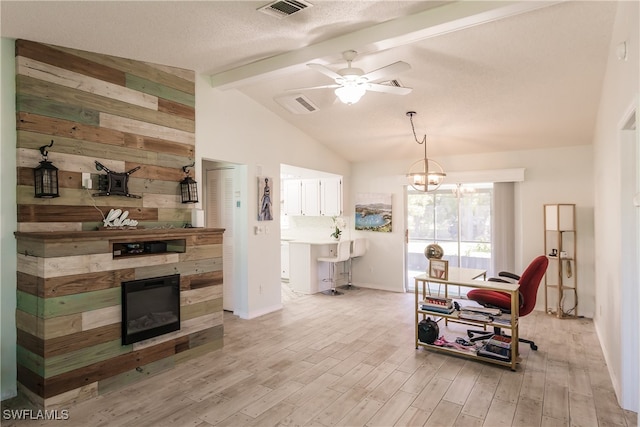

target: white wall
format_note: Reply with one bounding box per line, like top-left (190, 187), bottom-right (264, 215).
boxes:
top-left (592, 0), bottom-right (639, 411)
top-left (350, 145), bottom-right (595, 316)
top-left (0, 38), bottom-right (17, 401)
top-left (194, 74), bottom-right (350, 319)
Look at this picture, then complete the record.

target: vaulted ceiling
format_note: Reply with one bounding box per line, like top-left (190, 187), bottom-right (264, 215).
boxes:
top-left (1, 1), bottom-right (619, 162)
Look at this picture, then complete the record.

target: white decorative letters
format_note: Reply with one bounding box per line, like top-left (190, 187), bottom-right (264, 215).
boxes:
top-left (103, 209), bottom-right (139, 228)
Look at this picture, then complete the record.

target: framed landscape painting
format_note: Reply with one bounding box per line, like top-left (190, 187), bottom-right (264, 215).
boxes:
top-left (355, 193), bottom-right (392, 232)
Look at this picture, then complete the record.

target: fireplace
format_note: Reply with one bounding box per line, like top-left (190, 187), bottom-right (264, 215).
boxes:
top-left (121, 274), bottom-right (181, 345)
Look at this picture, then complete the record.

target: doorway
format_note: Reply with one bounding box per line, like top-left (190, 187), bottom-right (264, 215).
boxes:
top-left (204, 161), bottom-right (247, 314)
top-left (405, 183), bottom-right (493, 293)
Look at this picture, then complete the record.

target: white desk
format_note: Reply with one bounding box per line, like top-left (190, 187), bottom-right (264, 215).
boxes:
top-left (414, 267), bottom-right (520, 370)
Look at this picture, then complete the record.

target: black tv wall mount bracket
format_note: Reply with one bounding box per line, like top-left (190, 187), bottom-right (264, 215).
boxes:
top-left (93, 160), bottom-right (141, 198)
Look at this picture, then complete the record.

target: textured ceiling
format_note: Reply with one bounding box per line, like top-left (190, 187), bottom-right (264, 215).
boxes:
top-left (1, 1), bottom-right (619, 162)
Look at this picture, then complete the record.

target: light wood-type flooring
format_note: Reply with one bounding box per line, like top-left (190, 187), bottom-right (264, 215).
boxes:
top-left (3, 286), bottom-right (637, 427)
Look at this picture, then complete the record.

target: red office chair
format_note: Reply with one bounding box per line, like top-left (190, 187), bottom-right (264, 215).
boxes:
top-left (466, 255), bottom-right (549, 350)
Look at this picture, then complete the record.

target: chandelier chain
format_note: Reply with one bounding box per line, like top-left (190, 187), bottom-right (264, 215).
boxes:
top-left (407, 111), bottom-right (426, 145)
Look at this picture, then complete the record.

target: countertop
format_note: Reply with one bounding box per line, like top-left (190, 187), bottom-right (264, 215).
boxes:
top-left (283, 238), bottom-right (347, 245)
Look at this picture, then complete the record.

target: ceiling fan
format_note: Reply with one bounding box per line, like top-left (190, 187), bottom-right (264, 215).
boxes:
top-left (288, 50), bottom-right (412, 105)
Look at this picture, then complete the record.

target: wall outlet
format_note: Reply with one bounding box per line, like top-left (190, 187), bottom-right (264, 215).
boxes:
top-left (82, 172), bottom-right (92, 189)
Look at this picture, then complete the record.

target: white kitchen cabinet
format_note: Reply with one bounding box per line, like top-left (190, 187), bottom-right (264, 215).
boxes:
top-left (320, 177), bottom-right (342, 216)
top-left (283, 179), bottom-right (302, 216)
top-left (301, 179), bottom-right (320, 216)
top-left (282, 177), bottom-right (342, 217)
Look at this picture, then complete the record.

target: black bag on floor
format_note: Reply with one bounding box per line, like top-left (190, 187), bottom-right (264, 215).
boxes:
top-left (418, 317), bottom-right (439, 344)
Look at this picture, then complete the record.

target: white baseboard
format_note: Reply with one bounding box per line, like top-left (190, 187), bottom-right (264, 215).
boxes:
top-left (235, 303), bottom-right (283, 320)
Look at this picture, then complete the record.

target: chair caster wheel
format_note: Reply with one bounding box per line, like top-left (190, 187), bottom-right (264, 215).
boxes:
top-left (530, 344), bottom-right (538, 351)
top-left (467, 331), bottom-right (474, 338)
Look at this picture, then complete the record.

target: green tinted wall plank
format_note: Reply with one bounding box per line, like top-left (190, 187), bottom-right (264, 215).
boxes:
top-left (17, 93), bottom-right (100, 125)
top-left (17, 290), bottom-right (40, 317)
top-left (126, 74), bottom-right (195, 107)
top-left (17, 345), bottom-right (45, 377)
top-left (42, 288), bottom-right (120, 318)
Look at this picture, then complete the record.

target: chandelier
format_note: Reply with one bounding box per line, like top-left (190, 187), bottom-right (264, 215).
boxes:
top-left (405, 111), bottom-right (445, 192)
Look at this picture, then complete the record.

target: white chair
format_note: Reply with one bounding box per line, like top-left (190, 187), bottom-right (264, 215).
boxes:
top-left (343, 238), bottom-right (367, 290)
top-left (318, 240), bottom-right (351, 295)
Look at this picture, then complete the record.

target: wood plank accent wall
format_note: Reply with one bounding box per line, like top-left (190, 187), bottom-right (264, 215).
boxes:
top-left (14, 228), bottom-right (224, 410)
top-left (14, 39), bottom-right (197, 232)
top-left (12, 41), bottom-right (223, 409)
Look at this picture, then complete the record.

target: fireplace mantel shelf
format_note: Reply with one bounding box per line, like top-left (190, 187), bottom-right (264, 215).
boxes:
top-left (15, 227), bottom-right (225, 242)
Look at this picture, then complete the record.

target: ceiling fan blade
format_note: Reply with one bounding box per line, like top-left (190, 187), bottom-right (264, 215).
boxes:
top-left (307, 63), bottom-right (342, 80)
top-left (285, 84), bottom-right (341, 92)
top-left (362, 61), bottom-right (411, 82)
top-left (366, 83), bottom-right (413, 95)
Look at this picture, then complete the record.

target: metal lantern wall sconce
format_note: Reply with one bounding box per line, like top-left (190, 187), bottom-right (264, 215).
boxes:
top-left (405, 111), bottom-right (446, 192)
top-left (180, 162), bottom-right (198, 203)
top-left (34, 140), bottom-right (60, 198)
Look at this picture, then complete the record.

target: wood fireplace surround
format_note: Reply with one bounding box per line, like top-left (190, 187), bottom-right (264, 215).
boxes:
top-left (14, 227), bottom-right (224, 409)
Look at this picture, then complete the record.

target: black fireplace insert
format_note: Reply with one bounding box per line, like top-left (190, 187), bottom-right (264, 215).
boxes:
top-left (121, 274), bottom-right (181, 345)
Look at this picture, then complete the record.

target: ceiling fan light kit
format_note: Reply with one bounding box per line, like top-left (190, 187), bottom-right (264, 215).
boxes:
top-left (406, 111), bottom-right (446, 192)
top-left (288, 50), bottom-right (412, 105)
top-left (335, 84), bottom-right (366, 104)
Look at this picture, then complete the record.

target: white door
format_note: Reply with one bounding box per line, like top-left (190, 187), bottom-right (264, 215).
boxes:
top-left (206, 168), bottom-right (235, 311)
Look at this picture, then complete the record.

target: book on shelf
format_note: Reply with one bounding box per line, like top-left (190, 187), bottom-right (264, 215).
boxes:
top-left (458, 310), bottom-right (491, 322)
top-left (460, 305), bottom-right (501, 316)
top-left (486, 334), bottom-right (511, 349)
top-left (421, 297), bottom-right (453, 308)
top-left (477, 342), bottom-right (511, 361)
top-left (491, 316), bottom-right (511, 325)
top-left (420, 304), bottom-right (456, 314)
top-left (420, 300), bottom-right (453, 309)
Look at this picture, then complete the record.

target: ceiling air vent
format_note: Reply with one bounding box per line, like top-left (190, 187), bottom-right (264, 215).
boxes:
top-left (381, 79), bottom-right (403, 88)
top-left (258, 0), bottom-right (313, 18)
top-left (275, 94), bottom-right (319, 114)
